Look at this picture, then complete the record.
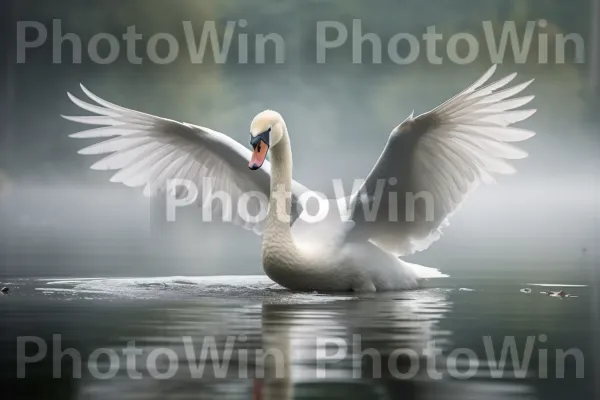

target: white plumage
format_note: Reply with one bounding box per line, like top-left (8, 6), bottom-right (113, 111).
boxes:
top-left (64, 65), bottom-right (536, 291)
top-left (348, 65), bottom-right (536, 256)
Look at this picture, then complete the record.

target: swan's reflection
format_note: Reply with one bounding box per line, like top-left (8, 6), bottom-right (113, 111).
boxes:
top-left (255, 289), bottom-right (536, 400)
top-left (255, 289), bottom-right (451, 400)
top-left (72, 287), bottom-right (452, 399)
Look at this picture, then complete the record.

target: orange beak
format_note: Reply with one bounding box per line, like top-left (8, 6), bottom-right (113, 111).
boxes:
top-left (249, 140), bottom-right (269, 170)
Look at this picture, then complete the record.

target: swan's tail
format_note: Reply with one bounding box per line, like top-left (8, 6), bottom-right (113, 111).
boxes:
top-left (406, 261), bottom-right (449, 279)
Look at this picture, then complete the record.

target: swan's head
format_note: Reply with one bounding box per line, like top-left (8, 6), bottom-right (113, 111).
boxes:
top-left (248, 110), bottom-right (285, 170)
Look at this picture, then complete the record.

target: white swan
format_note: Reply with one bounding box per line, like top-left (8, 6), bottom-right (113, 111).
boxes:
top-left (63, 65), bottom-right (536, 292)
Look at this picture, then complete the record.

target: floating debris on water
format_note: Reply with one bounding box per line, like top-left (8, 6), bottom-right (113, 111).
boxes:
top-left (521, 283), bottom-right (584, 299)
top-left (520, 288), bottom-right (532, 294)
top-left (1, 287), bottom-right (9, 294)
top-left (540, 289), bottom-right (578, 298)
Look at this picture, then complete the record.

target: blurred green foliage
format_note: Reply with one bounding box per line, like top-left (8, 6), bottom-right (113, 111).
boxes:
top-left (3, 0), bottom-right (597, 180)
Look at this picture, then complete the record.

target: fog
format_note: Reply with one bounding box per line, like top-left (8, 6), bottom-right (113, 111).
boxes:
top-left (1, 0), bottom-right (598, 278)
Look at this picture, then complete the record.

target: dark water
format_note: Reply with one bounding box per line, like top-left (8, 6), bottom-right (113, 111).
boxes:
top-left (0, 274), bottom-right (596, 400)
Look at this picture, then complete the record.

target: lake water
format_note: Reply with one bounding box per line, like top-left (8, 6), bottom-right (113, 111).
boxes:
top-left (0, 273), bottom-right (597, 399)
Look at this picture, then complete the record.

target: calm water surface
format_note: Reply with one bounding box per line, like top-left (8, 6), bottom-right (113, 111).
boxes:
top-left (0, 273), bottom-right (596, 399)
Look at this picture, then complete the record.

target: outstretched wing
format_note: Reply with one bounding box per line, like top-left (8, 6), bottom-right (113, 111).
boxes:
top-left (349, 65), bottom-right (536, 255)
top-left (64, 85), bottom-right (309, 234)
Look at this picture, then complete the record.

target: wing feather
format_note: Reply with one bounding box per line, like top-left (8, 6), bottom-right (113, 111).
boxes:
top-left (65, 85), bottom-right (309, 234)
top-left (349, 66), bottom-right (536, 255)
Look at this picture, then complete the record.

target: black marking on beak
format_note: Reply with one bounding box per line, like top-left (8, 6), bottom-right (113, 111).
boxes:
top-left (250, 127), bottom-right (271, 149)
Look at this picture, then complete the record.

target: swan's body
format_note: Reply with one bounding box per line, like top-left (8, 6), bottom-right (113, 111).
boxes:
top-left (63, 65), bottom-right (536, 291)
top-left (251, 112), bottom-right (440, 291)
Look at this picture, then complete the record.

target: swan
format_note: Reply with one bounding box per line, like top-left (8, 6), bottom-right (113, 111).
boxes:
top-left (63, 65), bottom-right (536, 292)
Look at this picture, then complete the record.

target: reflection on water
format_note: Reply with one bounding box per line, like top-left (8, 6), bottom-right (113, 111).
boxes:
top-left (0, 276), bottom-right (595, 399)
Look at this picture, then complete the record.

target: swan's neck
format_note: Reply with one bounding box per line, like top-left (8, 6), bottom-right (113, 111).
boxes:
top-left (265, 130), bottom-right (294, 239)
top-left (262, 128), bottom-right (302, 272)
